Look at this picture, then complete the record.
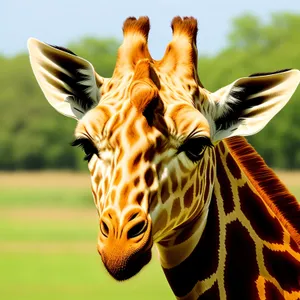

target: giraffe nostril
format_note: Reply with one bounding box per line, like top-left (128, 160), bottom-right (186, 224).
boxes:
top-left (100, 220), bottom-right (109, 237)
top-left (127, 220), bottom-right (147, 239)
top-left (129, 212), bottom-right (139, 221)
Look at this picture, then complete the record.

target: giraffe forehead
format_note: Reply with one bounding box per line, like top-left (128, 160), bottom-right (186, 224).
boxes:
top-left (76, 100), bottom-right (210, 151)
top-left (75, 65), bottom-right (210, 145)
top-left (165, 103), bottom-right (210, 137)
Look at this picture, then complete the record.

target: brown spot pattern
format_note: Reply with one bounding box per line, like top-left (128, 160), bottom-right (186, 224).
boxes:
top-left (264, 281), bottom-right (285, 300)
top-left (113, 168), bottom-right (122, 186)
top-left (203, 180), bottom-right (210, 203)
top-left (155, 136), bottom-right (165, 153)
top-left (119, 185), bottom-right (130, 209)
top-left (178, 159), bottom-right (190, 173)
top-left (133, 177), bottom-right (139, 187)
top-left (263, 246), bottom-right (300, 292)
top-left (136, 192), bottom-right (144, 204)
top-left (149, 192), bottom-right (158, 213)
top-left (163, 194), bottom-right (220, 297)
top-left (224, 220), bottom-right (259, 300)
top-left (181, 175), bottom-right (188, 191)
top-left (290, 237), bottom-right (300, 252)
top-left (110, 190), bottom-right (116, 202)
top-left (218, 141), bottom-right (225, 154)
top-left (104, 177), bottom-right (109, 193)
top-left (160, 182), bottom-right (170, 204)
top-left (189, 167), bottom-right (197, 180)
top-left (144, 145), bottom-right (155, 162)
top-left (184, 185), bottom-right (194, 208)
top-left (199, 160), bottom-right (205, 174)
top-left (199, 282), bottom-right (220, 299)
top-left (145, 168), bottom-right (154, 187)
top-left (107, 82), bottom-right (114, 91)
top-left (126, 122), bottom-right (140, 145)
top-left (171, 172), bottom-right (179, 192)
top-left (239, 184), bottom-right (284, 244)
top-left (154, 209), bottom-right (168, 233)
top-left (216, 152), bottom-right (235, 215)
top-left (128, 152), bottom-right (142, 172)
top-left (195, 174), bottom-right (200, 197)
top-left (94, 172), bottom-right (101, 186)
top-left (226, 151), bottom-right (242, 180)
top-left (171, 197), bottom-right (181, 219)
top-left (225, 136), bottom-right (300, 245)
top-left (209, 164), bottom-right (214, 184)
top-left (174, 216), bottom-right (200, 244)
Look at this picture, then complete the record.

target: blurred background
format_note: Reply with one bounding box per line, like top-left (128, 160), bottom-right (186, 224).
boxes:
top-left (1, 0), bottom-right (300, 299)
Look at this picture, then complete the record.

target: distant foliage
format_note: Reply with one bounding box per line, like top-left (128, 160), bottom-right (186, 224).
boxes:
top-left (1, 14), bottom-right (300, 170)
top-left (0, 38), bottom-right (119, 170)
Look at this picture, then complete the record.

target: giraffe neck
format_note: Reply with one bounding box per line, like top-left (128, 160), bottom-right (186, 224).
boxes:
top-left (162, 137), bottom-right (300, 300)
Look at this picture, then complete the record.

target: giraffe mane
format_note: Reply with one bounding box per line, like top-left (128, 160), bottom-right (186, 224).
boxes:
top-left (225, 136), bottom-right (300, 245)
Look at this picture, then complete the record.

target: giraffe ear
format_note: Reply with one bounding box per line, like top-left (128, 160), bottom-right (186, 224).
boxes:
top-left (28, 38), bottom-right (104, 120)
top-left (211, 69), bottom-right (300, 142)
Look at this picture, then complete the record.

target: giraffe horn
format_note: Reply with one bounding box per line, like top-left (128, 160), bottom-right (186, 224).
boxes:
top-left (159, 17), bottom-right (202, 85)
top-left (171, 16), bottom-right (198, 45)
top-left (114, 16), bottom-right (152, 75)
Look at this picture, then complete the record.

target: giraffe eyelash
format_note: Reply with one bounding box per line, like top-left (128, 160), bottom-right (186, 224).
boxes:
top-left (178, 136), bottom-right (213, 162)
top-left (71, 138), bottom-right (99, 161)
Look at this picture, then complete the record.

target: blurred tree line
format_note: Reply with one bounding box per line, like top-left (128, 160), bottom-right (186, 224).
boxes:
top-left (1, 13), bottom-right (300, 170)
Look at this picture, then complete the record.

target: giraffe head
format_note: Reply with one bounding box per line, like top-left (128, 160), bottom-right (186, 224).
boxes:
top-left (28, 17), bottom-right (300, 281)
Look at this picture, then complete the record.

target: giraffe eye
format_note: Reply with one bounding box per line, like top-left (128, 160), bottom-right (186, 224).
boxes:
top-left (178, 137), bottom-right (212, 162)
top-left (71, 138), bottom-right (98, 161)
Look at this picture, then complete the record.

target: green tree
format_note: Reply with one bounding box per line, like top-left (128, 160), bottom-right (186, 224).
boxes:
top-left (68, 37), bottom-right (119, 77)
top-left (228, 14), bottom-right (262, 49)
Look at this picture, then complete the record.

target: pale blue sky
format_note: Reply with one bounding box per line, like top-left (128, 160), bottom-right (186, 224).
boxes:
top-left (2, 0), bottom-right (300, 59)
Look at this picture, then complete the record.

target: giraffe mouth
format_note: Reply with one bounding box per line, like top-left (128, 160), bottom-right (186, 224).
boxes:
top-left (99, 238), bottom-right (153, 281)
top-left (105, 248), bottom-right (152, 281)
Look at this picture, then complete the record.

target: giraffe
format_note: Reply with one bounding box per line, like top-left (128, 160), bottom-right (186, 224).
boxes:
top-left (28, 16), bottom-right (300, 299)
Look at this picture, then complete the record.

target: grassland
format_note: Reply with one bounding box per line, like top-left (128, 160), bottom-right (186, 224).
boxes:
top-left (0, 172), bottom-right (173, 300)
top-left (0, 171), bottom-right (299, 300)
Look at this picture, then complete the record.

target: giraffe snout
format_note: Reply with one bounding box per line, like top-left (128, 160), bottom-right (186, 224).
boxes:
top-left (97, 207), bottom-right (153, 281)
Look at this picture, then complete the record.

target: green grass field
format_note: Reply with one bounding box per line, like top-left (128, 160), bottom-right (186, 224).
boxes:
top-left (0, 172), bottom-right (299, 300)
top-left (0, 173), bottom-right (173, 300)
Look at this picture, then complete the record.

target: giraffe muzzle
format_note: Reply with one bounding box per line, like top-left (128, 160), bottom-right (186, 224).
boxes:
top-left (97, 208), bottom-right (153, 281)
